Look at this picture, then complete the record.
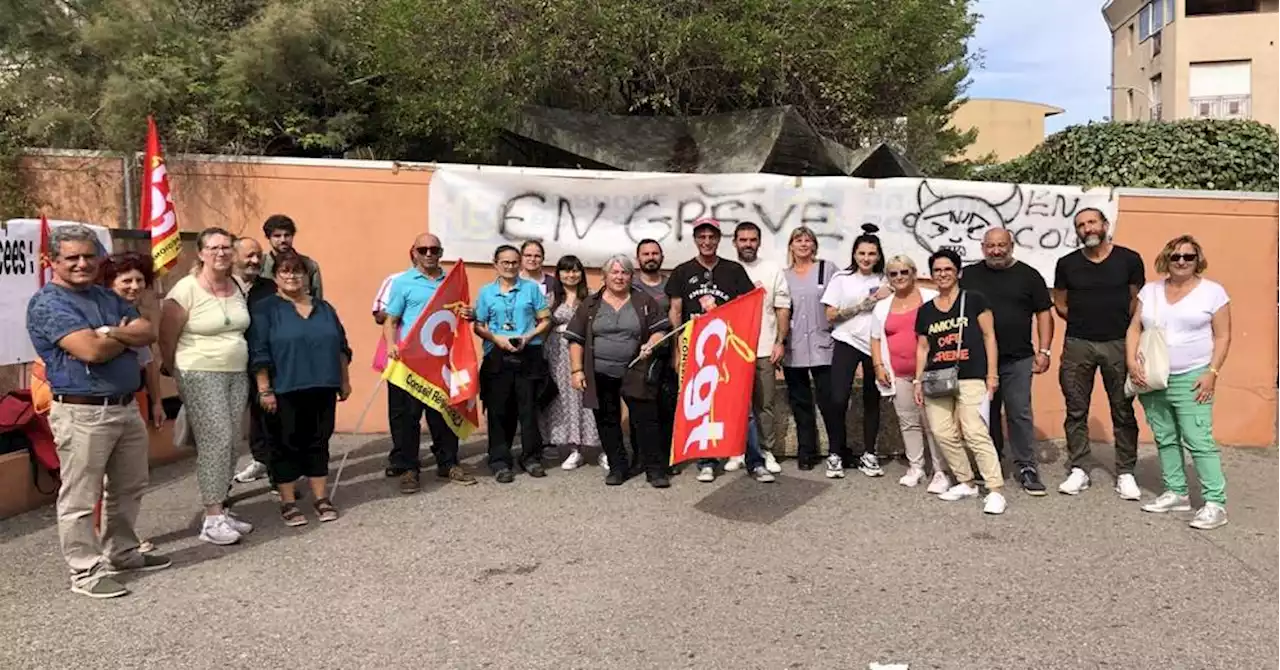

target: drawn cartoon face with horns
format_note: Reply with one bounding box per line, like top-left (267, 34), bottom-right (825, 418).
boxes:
top-left (902, 182), bottom-right (1024, 263)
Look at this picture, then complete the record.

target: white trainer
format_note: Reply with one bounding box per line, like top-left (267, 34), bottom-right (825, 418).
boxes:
top-left (233, 460), bottom-right (268, 484)
top-left (824, 454), bottom-right (845, 479)
top-left (751, 466), bottom-right (776, 483)
top-left (1189, 502), bottom-right (1228, 530)
top-left (561, 450), bottom-right (584, 470)
top-left (763, 451), bottom-right (782, 474)
top-left (199, 516), bottom-right (241, 546)
top-left (898, 467), bottom-right (926, 488)
top-left (724, 456), bottom-right (745, 472)
top-left (926, 471), bottom-right (952, 494)
top-left (1058, 468), bottom-right (1091, 495)
top-left (1115, 473), bottom-right (1142, 501)
top-left (938, 482), bottom-right (980, 501)
top-left (1142, 491), bottom-right (1192, 513)
top-left (222, 510), bottom-right (254, 535)
top-left (598, 453), bottom-right (609, 472)
top-left (696, 466), bottom-right (716, 483)
top-left (983, 491), bottom-right (1008, 515)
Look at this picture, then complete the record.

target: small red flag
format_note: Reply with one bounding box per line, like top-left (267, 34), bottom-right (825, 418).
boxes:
top-left (140, 116), bottom-right (181, 275)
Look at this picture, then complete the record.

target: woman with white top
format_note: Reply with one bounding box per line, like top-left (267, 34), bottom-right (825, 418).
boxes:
top-left (782, 227), bottom-right (841, 470)
top-left (1126, 235), bottom-right (1232, 530)
top-left (519, 240), bottom-right (560, 298)
top-left (869, 255), bottom-right (950, 491)
top-left (820, 224), bottom-right (890, 479)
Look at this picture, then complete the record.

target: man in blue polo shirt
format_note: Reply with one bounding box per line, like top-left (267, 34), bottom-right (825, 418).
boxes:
top-left (382, 233), bottom-right (477, 494)
top-left (473, 244), bottom-right (552, 484)
top-left (26, 225), bottom-right (171, 599)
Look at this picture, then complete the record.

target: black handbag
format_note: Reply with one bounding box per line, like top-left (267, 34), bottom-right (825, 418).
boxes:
top-left (919, 291), bottom-right (966, 399)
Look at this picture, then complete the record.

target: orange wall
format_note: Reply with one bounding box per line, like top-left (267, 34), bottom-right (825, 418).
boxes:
top-left (17, 154), bottom-right (1279, 446)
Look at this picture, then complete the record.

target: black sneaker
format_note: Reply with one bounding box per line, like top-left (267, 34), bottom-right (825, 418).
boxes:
top-left (647, 473), bottom-right (671, 489)
top-left (525, 462), bottom-right (547, 478)
top-left (605, 470), bottom-right (626, 486)
top-left (495, 469), bottom-right (515, 484)
top-left (1019, 467), bottom-right (1047, 496)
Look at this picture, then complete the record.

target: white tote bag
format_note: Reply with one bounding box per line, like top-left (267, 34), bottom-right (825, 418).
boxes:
top-left (1124, 288), bottom-right (1171, 397)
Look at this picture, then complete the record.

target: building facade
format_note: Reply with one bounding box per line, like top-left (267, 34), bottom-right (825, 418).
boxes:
top-left (951, 98), bottom-right (1065, 162)
top-left (1104, 0), bottom-right (1278, 126)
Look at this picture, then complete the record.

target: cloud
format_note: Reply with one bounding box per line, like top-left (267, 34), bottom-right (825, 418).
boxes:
top-left (968, 0), bottom-right (1113, 133)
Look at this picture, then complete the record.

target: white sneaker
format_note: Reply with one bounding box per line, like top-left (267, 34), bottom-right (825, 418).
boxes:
top-left (898, 467), bottom-right (926, 488)
top-left (1115, 473), bottom-right (1142, 501)
top-left (763, 451), bottom-right (782, 474)
top-left (233, 460), bottom-right (268, 484)
top-left (1189, 502), bottom-right (1228, 530)
top-left (1142, 491), bottom-right (1192, 513)
top-left (222, 510), bottom-right (254, 535)
top-left (857, 453), bottom-right (885, 477)
top-left (598, 453), bottom-right (609, 472)
top-left (724, 456), bottom-right (745, 472)
top-left (1058, 468), bottom-right (1091, 495)
top-left (926, 471), bottom-right (952, 494)
top-left (938, 482), bottom-right (980, 502)
top-left (983, 491), bottom-right (1007, 515)
top-left (824, 454), bottom-right (845, 479)
top-left (696, 466), bottom-right (716, 482)
top-left (751, 466), bottom-right (776, 483)
top-left (199, 516), bottom-right (241, 546)
top-left (561, 450), bottom-right (583, 470)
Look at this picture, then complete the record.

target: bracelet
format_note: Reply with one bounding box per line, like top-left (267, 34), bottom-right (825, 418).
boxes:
top-left (258, 390), bottom-right (275, 397)
top-left (1208, 366), bottom-right (1219, 376)
top-left (571, 369), bottom-right (583, 374)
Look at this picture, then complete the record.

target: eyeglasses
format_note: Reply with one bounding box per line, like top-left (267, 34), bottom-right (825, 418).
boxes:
top-left (415, 246), bottom-right (443, 256)
top-left (887, 269), bottom-right (912, 278)
top-left (1170, 253), bottom-right (1198, 263)
top-left (204, 246), bottom-right (233, 255)
top-left (496, 260), bottom-right (520, 268)
top-left (931, 267), bottom-right (957, 275)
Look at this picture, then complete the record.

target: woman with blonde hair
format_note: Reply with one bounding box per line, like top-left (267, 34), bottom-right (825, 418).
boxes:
top-left (1126, 235), bottom-right (1231, 530)
top-left (870, 254), bottom-right (950, 491)
top-left (781, 226), bottom-right (841, 470)
top-left (159, 227), bottom-right (254, 545)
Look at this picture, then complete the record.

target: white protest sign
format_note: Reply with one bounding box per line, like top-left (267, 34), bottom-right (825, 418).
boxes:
top-left (429, 169), bottom-right (1118, 281)
top-left (0, 219), bottom-right (114, 364)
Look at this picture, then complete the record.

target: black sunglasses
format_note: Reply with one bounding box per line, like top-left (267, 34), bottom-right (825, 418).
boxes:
top-left (1169, 253), bottom-right (1198, 263)
top-left (415, 246), bottom-right (443, 256)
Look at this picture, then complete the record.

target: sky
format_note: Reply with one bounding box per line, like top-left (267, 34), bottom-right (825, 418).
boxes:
top-left (967, 0), bottom-right (1113, 133)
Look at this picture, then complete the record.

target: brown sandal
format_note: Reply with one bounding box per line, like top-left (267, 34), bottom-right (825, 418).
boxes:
top-left (280, 502), bottom-right (308, 527)
top-left (314, 497), bottom-right (339, 523)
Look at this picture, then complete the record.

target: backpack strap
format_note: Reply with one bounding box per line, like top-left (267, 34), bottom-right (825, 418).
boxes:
top-left (817, 260), bottom-right (827, 287)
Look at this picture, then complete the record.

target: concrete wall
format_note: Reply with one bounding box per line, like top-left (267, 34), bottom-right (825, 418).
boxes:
top-left (12, 153), bottom-right (1279, 447)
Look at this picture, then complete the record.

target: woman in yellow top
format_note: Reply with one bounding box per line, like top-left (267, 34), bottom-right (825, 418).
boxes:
top-left (159, 227), bottom-right (254, 546)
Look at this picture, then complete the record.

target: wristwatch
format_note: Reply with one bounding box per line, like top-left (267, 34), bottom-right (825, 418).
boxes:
top-left (1038, 349), bottom-right (1051, 357)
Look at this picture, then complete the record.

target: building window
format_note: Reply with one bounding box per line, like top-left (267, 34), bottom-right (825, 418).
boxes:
top-left (1127, 23), bottom-right (1136, 55)
top-left (1139, 4), bottom-right (1153, 40)
top-left (1150, 75), bottom-right (1163, 119)
top-left (1189, 60), bottom-right (1253, 119)
top-left (1186, 0), bottom-right (1260, 16)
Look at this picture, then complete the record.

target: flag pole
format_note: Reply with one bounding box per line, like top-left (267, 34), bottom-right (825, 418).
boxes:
top-left (627, 320), bottom-right (691, 369)
top-left (328, 378), bottom-right (386, 502)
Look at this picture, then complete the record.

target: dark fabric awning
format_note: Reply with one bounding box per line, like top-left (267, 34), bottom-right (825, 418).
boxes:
top-left (497, 105), bottom-right (922, 178)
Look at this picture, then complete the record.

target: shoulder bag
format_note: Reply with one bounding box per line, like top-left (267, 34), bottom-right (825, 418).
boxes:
top-left (1124, 286), bottom-right (1171, 397)
top-left (920, 291), bottom-right (967, 398)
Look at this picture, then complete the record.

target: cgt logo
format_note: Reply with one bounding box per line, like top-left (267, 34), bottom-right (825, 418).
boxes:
top-left (680, 317), bottom-right (753, 456)
top-left (417, 301), bottom-right (472, 398)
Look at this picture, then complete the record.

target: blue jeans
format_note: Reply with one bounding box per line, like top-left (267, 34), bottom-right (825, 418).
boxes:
top-left (698, 412), bottom-right (765, 471)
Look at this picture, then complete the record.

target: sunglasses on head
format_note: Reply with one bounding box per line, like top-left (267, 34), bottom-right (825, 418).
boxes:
top-left (415, 246), bottom-right (443, 256)
top-left (1170, 253), bottom-right (1198, 263)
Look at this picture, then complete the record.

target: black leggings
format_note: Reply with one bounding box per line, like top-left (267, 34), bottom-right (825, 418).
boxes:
top-left (828, 341), bottom-right (880, 461)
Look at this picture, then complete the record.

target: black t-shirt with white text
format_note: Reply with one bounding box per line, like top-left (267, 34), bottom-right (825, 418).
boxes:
top-left (665, 257), bottom-right (755, 323)
top-left (960, 260), bottom-right (1051, 364)
top-left (1053, 246), bottom-right (1145, 342)
top-left (914, 290), bottom-right (991, 380)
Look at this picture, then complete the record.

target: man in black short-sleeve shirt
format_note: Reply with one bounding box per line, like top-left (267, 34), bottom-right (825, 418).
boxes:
top-left (961, 228), bottom-right (1054, 495)
top-left (1051, 208), bottom-right (1144, 499)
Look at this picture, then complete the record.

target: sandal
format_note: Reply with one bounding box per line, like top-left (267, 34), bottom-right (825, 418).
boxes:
top-left (280, 502), bottom-right (308, 527)
top-left (314, 497), bottom-right (339, 523)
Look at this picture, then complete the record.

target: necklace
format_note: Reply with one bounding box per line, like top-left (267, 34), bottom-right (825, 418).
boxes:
top-left (201, 276), bottom-right (233, 326)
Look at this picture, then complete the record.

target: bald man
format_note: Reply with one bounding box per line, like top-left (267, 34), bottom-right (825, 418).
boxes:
top-left (381, 233), bottom-right (477, 493)
top-left (959, 228), bottom-right (1054, 495)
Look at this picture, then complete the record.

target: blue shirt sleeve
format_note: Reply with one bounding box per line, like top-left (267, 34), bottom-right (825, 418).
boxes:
top-left (384, 274), bottom-right (408, 319)
top-left (474, 287), bottom-right (492, 327)
top-left (27, 290), bottom-right (91, 348)
top-left (247, 299), bottom-right (275, 372)
top-left (331, 304), bottom-right (353, 361)
top-left (531, 282), bottom-right (549, 316)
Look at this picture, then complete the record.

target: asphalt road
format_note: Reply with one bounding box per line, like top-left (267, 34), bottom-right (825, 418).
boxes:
top-left (1, 437), bottom-right (1276, 670)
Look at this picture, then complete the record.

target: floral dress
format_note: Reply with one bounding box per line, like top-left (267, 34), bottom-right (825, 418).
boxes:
top-left (539, 300), bottom-right (600, 448)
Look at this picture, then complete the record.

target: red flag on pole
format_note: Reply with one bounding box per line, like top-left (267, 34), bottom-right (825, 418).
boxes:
top-left (37, 214), bottom-right (51, 287)
top-left (140, 116), bottom-right (181, 275)
top-left (670, 288), bottom-right (764, 466)
top-left (380, 262), bottom-right (481, 438)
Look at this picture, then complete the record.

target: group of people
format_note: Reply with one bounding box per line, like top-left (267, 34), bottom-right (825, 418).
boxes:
top-left (28, 205), bottom-right (1234, 601)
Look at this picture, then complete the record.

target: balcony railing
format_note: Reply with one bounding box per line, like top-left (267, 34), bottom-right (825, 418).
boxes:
top-left (1190, 95), bottom-right (1252, 119)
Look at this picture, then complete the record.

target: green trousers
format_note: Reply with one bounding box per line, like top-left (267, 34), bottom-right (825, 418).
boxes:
top-left (1138, 366), bottom-right (1227, 504)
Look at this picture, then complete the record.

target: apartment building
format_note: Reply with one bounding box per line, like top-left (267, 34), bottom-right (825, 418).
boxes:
top-left (951, 98), bottom-right (1065, 161)
top-left (1104, 0), bottom-right (1278, 127)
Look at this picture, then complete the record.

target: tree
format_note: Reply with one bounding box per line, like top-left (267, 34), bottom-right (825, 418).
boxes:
top-left (975, 119), bottom-right (1280, 192)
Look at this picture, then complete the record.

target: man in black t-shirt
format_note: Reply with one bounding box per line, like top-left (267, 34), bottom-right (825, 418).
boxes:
top-left (664, 218), bottom-right (757, 483)
top-left (1051, 208), bottom-right (1145, 499)
top-left (961, 228), bottom-right (1054, 495)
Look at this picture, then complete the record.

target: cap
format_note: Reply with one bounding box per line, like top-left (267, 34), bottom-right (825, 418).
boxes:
top-left (691, 217), bottom-right (721, 234)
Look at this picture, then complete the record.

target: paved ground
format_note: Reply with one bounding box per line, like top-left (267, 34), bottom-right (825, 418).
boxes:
top-left (0, 436), bottom-right (1276, 670)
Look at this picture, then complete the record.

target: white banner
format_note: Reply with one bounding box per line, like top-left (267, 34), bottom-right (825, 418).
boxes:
top-left (430, 169), bottom-right (1118, 281)
top-left (1, 219), bottom-right (114, 364)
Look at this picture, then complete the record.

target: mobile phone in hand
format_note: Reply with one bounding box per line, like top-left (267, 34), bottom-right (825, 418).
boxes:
top-left (509, 337), bottom-right (523, 349)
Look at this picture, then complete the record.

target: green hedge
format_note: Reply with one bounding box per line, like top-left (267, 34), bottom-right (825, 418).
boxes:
top-left (974, 119), bottom-right (1278, 192)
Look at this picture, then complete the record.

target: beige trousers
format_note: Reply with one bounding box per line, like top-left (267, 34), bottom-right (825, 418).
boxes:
top-left (49, 401), bottom-right (151, 587)
top-left (923, 379), bottom-right (1003, 489)
top-left (890, 378), bottom-right (947, 474)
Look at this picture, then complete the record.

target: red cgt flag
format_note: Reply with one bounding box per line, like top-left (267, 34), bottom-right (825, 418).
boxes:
top-left (380, 262), bottom-right (480, 438)
top-left (139, 116), bottom-right (181, 276)
top-left (670, 288), bottom-right (764, 466)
